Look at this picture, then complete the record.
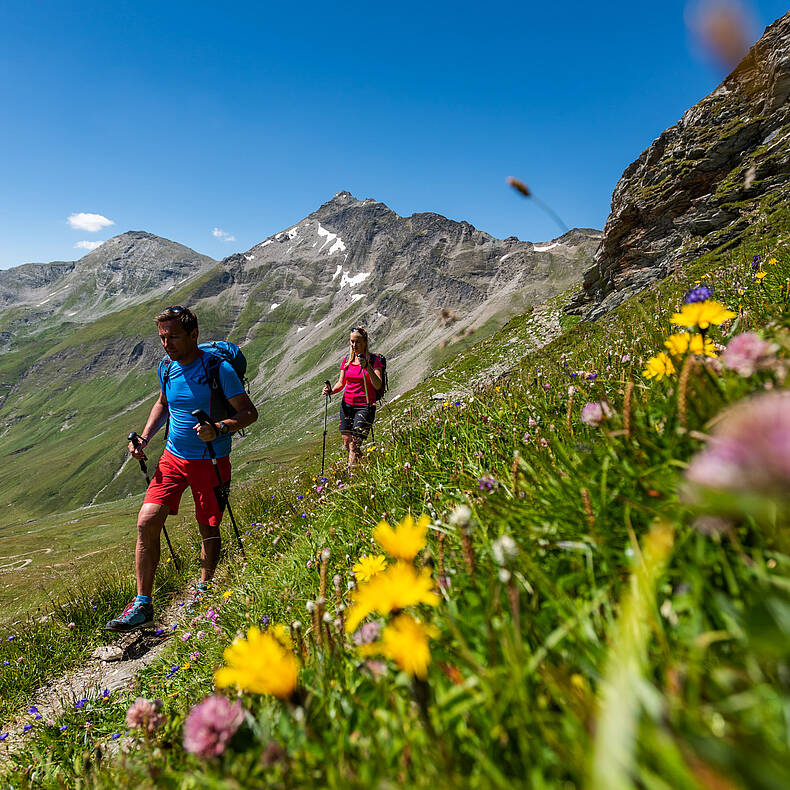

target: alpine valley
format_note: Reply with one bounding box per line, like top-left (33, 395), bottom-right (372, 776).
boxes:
top-left (0, 193), bottom-right (599, 541)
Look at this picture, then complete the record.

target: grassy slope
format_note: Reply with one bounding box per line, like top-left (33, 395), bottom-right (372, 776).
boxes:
top-left (2, 219), bottom-right (790, 787)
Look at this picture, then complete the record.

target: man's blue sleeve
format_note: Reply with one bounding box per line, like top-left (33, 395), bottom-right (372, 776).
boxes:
top-left (219, 361), bottom-right (245, 400)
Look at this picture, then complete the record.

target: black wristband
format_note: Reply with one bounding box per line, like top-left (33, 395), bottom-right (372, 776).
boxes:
top-left (139, 435), bottom-right (149, 445)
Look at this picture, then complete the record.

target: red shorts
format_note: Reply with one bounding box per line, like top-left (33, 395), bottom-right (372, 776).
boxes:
top-left (144, 449), bottom-right (231, 527)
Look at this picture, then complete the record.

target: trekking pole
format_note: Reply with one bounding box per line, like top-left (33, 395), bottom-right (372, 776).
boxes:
top-left (191, 410), bottom-right (246, 558)
top-left (128, 432), bottom-right (180, 572)
top-left (321, 380), bottom-right (331, 477)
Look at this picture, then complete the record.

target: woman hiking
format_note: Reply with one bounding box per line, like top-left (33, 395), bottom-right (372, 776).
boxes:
top-left (322, 326), bottom-right (383, 467)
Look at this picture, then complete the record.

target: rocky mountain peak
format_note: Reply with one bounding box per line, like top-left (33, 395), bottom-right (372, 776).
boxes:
top-left (573, 11), bottom-right (790, 319)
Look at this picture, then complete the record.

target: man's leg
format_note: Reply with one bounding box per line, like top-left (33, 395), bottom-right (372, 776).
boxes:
top-left (136, 502), bottom-right (170, 597)
top-left (198, 521), bottom-right (221, 583)
top-left (190, 454), bottom-right (231, 585)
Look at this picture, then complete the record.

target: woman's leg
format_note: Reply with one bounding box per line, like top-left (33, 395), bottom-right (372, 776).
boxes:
top-left (349, 436), bottom-right (362, 466)
top-left (341, 432), bottom-right (353, 467)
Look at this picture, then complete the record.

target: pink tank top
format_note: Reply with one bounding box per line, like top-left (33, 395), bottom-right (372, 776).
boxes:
top-left (342, 355), bottom-right (383, 406)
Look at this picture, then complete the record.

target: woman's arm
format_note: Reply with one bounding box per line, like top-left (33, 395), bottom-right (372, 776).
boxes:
top-left (360, 356), bottom-right (382, 389)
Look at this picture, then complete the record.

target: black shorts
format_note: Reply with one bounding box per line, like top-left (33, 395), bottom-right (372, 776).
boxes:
top-left (339, 400), bottom-right (376, 440)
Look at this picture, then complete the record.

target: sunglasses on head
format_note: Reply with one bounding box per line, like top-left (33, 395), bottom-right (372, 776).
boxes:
top-left (164, 305), bottom-right (187, 314)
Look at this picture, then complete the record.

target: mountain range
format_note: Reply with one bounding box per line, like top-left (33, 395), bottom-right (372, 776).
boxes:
top-left (0, 195), bottom-right (599, 521)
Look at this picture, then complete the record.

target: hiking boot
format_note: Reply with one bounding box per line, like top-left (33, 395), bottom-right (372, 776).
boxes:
top-left (105, 600), bottom-right (154, 632)
top-left (190, 581), bottom-right (211, 604)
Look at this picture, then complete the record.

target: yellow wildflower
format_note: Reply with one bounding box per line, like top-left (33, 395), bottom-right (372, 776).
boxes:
top-left (222, 589), bottom-right (233, 599)
top-left (360, 614), bottom-right (438, 678)
top-left (663, 332), bottom-right (717, 358)
top-left (345, 562), bottom-right (439, 633)
top-left (768, 257), bottom-right (778, 265)
top-left (271, 623), bottom-right (292, 649)
top-left (373, 513), bottom-right (430, 560)
top-left (214, 627), bottom-right (298, 699)
top-left (755, 271), bottom-right (767, 281)
top-left (353, 554), bottom-right (388, 583)
top-left (643, 352), bottom-right (676, 381)
top-left (670, 300), bottom-right (736, 331)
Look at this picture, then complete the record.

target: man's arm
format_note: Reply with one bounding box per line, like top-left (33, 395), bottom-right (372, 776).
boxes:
top-left (129, 392), bottom-right (169, 457)
top-left (195, 393), bottom-right (258, 442)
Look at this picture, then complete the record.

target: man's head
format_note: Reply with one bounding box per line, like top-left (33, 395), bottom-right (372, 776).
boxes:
top-left (155, 305), bottom-right (199, 363)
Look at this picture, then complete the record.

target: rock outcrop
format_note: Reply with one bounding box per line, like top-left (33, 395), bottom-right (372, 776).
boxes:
top-left (573, 11), bottom-right (790, 319)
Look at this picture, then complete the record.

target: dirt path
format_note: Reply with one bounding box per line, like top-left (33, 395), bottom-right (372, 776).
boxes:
top-left (0, 590), bottom-right (197, 760)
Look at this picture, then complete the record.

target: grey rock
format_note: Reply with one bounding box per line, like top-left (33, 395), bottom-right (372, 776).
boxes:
top-left (90, 644), bottom-right (124, 662)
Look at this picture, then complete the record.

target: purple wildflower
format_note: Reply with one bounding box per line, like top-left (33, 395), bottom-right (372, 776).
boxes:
top-left (580, 401), bottom-right (612, 427)
top-left (59, 725), bottom-right (68, 732)
top-left (111, 733), bottom-right (121, 740)
top-left (8, 636), bottom-right (14, 642)
top-left (261, 615), bottom-right (271, 628)
top-left (3, 661), bottom-right (9, 666)
top-left (28, 706), bottom-right (38, 714)
top-left (155, 628), bottom-right (165, 636)
top-left (353, 621), bottom-right (382, 646)
top-left (23, 724), bottom-right (32, 733)
top-left (75, 698), bottom-right (87, 710)
top-left (0, 733), bottom-right (8, 741)
top-left (683, 285), bottom-right (713, 303)
top-left (752, 254), bottom-right (761, 271)
top-left (686, 391), bottom-right (790, 496)
top-left (183, 695), bottom-right (245, 758)
top-left (478, 476), bottom-right (496, 492)
top-left (721, 332), bottom-right (777, 377)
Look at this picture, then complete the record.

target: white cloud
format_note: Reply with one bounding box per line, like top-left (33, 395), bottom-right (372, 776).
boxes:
top-left (75, 240), bottom-right (104, 251)
top-left (68, 212), bottom-right (114, 232)
top-left (212, 227), bottom-right (236, 241)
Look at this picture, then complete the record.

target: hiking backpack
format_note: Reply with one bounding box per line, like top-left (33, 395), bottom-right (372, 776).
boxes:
top-left (160, 340), bottom-right (249, 421)
top-left (343, 353), bottom-right (388, 404)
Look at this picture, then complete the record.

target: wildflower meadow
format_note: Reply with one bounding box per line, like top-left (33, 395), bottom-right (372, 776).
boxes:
top-left (1, 234), bottom-right (789, 788)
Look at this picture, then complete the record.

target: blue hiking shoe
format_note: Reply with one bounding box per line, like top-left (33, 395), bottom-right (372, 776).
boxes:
top-left (105, 600), bottom-right (154, 632)
top-left (190, 581), bottom-right (211, 604)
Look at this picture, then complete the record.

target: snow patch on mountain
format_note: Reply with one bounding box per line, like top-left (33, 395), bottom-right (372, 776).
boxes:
top-left (339, 271), bottom-right (370, 290)
top-left (317, 223), bottom-right (347, 256)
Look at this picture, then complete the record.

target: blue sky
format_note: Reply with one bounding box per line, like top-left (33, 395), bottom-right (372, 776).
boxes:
top-left (0, 1), bottom-right (786, 269)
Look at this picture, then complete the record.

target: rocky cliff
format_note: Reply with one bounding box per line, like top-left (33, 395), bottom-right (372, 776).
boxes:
top-left (574, 11), bottom-right (790, 319)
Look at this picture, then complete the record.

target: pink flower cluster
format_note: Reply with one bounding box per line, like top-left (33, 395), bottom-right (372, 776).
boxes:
top-left (721, 332), bottom-right (777, 377)
top-left (580, 401), bottom-right (612, 427)
top-left (125, 697), bottom-right (163, 733)
top-left (685, 391), bottom-right (790, 496)
top-left (183, 695), bottom-right (245, 758)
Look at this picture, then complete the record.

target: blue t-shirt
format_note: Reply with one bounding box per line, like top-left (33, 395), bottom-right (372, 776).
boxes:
top-left (158, 353), bottom-right (245, 460)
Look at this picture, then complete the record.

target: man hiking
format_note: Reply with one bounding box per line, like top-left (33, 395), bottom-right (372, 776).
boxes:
top-left (106, 305), bottom-right (258, 632)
